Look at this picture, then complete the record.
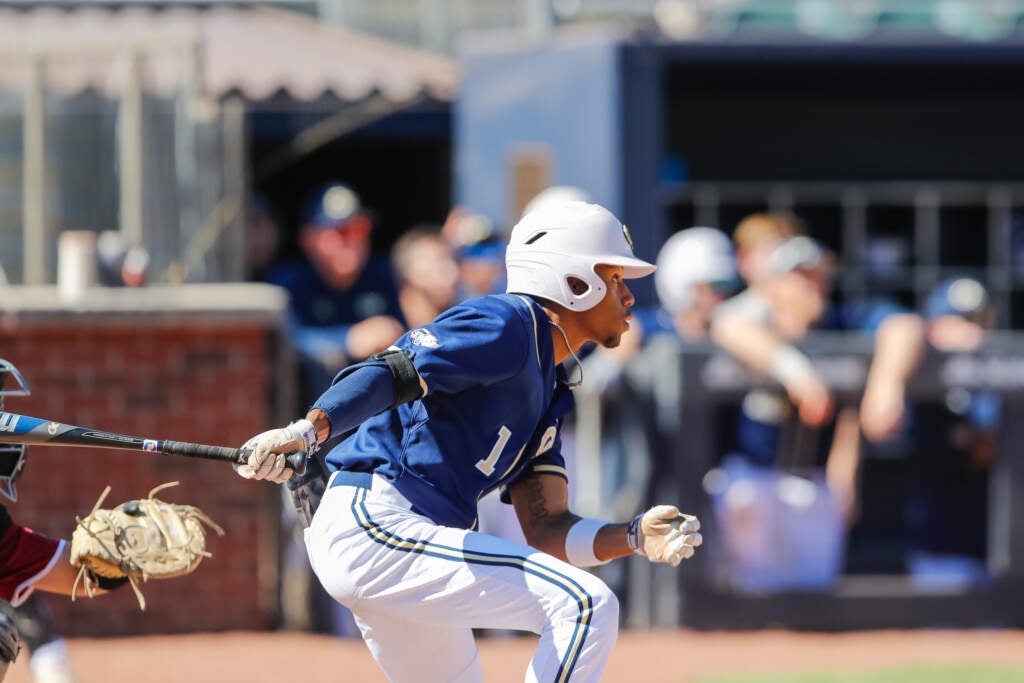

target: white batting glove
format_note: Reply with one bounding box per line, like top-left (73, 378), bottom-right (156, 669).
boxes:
top-left (627, 505), bottom-right (702, 567)
top-left (234, 419), bottom-right (318, 484)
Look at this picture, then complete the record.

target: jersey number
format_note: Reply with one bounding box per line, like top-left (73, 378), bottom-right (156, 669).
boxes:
top-left (475, 425), bottom-right (511, 476)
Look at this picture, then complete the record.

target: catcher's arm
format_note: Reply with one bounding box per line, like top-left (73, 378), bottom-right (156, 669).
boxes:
top-left (32, 544), bottom-right (120, 598)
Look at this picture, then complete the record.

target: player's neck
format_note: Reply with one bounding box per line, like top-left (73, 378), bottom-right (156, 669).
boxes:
top-left (541, 306), bottom-right (583, 365)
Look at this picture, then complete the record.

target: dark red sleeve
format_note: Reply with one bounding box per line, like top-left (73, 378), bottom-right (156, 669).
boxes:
top-left (0, 505), bottom-right (64, 606)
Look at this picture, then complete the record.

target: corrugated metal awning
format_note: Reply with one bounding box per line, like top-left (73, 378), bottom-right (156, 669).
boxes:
top-left (0, 4), bottom-right (458, 103)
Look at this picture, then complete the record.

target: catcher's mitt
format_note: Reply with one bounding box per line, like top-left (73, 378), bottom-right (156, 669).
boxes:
top-left (70, 481), bottom-right (225, 610)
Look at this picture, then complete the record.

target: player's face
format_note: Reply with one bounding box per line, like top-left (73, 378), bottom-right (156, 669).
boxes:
top-left (581, 264), bottom-right (635, 348)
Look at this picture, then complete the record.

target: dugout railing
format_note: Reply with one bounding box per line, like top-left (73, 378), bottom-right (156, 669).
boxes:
top-left (574, 332), bottom-right (1024, 630)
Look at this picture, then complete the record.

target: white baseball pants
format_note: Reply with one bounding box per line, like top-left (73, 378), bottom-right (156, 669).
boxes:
top-left (304, 473), bottom-right (619, 683)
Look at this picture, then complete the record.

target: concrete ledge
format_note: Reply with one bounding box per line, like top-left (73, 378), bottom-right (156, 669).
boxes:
top-left (0, 283), bottom-right (289, 327)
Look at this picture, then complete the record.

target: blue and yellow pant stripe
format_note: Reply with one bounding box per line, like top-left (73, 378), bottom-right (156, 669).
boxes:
top-left (350, 488), bottom-right (594, 683)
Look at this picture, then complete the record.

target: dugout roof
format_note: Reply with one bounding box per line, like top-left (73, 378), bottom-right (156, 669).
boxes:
top-left (0, 4), bottom-right (458, 103)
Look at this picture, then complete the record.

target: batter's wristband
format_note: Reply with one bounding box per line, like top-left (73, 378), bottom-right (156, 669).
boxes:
top-left (564, 518), bottom-right (611, 567)
top-left (627, 514), bottom-right (644, 555)
top-left (88, 571), bottom-right (130, 591)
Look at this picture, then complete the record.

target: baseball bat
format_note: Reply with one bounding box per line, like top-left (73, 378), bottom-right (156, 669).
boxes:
top-left (0, 410), bottom-right (307, 474)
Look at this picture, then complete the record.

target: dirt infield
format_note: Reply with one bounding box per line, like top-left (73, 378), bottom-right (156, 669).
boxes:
top-left (5, 629), bottom-right (1024, 683)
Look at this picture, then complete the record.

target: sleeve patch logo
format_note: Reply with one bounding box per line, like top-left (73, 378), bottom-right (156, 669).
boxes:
top-left (410, 328), bottom-right (440, 348)
top-left (143, 439), bottom-right (159, 452)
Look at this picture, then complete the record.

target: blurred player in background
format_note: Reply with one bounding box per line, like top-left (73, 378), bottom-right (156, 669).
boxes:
top-left (268, 181), bottom-right (405, 403)
top-left (237, 201), bottom-right (703, 683)
top-left (581, 225), bottom-right (738, 384)
top-left (391, 226), bottom-right (460, 328)
top-left (644, 226), bottom-right (739, 344)
top-left (732, 211), bottom-right (805, 289)
top-left (442, 210), bottom-right (507, 300)
top-left (904, 277), bottom-right (997, 589)
top-left (708, 233), bottom-right (925, 592)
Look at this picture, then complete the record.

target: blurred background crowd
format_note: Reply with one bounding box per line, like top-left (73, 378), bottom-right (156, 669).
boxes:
top-left (2, 1), bottom-right (1024, 678)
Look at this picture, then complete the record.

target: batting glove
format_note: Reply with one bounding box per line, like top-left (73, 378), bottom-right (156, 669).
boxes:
top-left (627, 505), bottom-right (702, 567)
top-left (235, 419), bottom-right (318, 484)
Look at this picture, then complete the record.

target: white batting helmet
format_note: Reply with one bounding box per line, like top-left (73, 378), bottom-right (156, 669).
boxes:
top-left (655, 227), bottom-right (737, 313)
top-left (506, 201), bottom-right (655, 311)
top-left (520, 186), bottom-right (592, 220)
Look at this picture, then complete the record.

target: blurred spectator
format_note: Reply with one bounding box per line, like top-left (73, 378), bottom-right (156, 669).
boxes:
top-left (441, 208), bottom-right (507, 299)
top-left (120, 246), bottom-right (149, 287)
top-left (732, 211), bottom-right (806, 288)
top-left (708, 232), bottom-right (925, 592)
top-left (96, 231), bottom-right (150, 288)
top-left (584, 226), bottom-right (739, 387)
top-left (268, 181), bottom-right (405, 401)
top-left (244, 195), bottom-right (283, 282)
top-left (650, 226), bottom-right (739, 343)
top-left (904, 277), bottom-right (997, 589)
top-left (391, 226), bottom-right (459, 327)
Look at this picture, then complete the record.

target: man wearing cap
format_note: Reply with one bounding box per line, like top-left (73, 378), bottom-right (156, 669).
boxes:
top-left (644, 227), bottom-right (739, 342)
top-left (903, 277), bottom-right (997, 588)
top-left (269, 182), bottom-right (405, 395)
top-left (707, 233), bottom-right (925, 592)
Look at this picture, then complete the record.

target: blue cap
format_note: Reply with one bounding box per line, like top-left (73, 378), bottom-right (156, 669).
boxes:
top-left (302, 182), bottom-right (362, 229)
top-left (925, 277), bottom-right (990, 321)
top-left (458, 240), bottom-right (506, 263)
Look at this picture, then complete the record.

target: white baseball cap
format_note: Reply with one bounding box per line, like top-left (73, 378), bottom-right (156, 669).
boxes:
top-left (506, 201), bottom-right (655, 311)
top-left (655, 227), bottom-right (737, 313)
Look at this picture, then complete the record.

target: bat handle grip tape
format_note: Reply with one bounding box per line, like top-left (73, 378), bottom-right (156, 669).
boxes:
top-left (232, 445), bottom-right (308, 477)
top-left (160, 441), bottom-right (307, 476)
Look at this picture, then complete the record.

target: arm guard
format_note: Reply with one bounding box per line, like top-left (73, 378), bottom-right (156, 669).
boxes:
top-left (372, 347), bottom-right (424, 406)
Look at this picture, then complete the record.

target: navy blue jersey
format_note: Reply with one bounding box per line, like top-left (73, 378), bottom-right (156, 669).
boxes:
top-left (734, 298), bottom-right (909, 468)
top-left (901, 388), bottom-right (998, 558)
top-left (324, 294), bottom-right (574, 529)
top-left (268, 256), bottom-right (403, 360)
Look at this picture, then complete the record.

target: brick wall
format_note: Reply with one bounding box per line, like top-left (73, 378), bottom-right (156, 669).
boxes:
top-left (0, 285), bottom-right (291, 636)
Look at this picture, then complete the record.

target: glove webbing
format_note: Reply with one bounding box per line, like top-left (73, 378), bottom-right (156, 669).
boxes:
top-left (71, 482), bottom-right (224, 611)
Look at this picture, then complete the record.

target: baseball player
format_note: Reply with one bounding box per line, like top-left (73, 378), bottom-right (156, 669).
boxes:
top-left (0, 360), bottom-right (129, 682)
top-left (0, 361), bottom-right (123, 608)
top-left (238, 201), bottom-right (702, 683)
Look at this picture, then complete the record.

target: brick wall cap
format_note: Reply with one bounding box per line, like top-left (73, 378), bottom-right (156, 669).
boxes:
top-left (0, 283), bottom-right (288, 326)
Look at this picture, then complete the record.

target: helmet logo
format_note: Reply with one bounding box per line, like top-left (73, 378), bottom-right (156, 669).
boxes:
top-left (622, 224), bottom-right (635, 254)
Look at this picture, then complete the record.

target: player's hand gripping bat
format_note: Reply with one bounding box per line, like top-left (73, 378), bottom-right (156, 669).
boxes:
top-left (0, 410), bottom-right (307, 475)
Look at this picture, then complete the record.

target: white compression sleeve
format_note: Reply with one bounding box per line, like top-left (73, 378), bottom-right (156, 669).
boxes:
top-left (565, 518), bottom-right (611, 567)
